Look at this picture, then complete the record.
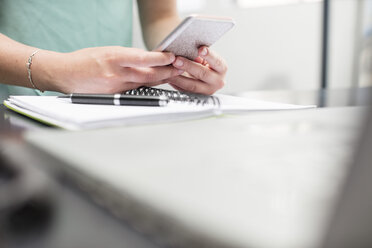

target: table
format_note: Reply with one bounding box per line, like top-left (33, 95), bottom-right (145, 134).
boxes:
top-left (0, 87), bottom-right (370, 248)
top-left (1, 87), bottom-right (371, 132)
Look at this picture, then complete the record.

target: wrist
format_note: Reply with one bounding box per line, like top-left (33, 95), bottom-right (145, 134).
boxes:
top-left (31, 50), bottom-right (68, 93)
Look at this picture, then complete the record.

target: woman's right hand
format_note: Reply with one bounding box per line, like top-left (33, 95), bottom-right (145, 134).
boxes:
top-left (35, 46), bottom-right (182, 93)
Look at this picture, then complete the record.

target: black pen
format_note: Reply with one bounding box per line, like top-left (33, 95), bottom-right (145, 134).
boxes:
top-left (58, 93), bottom-right (169, 107)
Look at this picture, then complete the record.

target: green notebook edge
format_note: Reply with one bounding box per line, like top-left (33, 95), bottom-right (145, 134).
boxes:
top-left (3, 99), bottom-right (62, 129)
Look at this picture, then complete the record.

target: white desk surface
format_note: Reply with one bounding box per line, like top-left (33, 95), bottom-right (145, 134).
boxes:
top-left (23, 106), bottom-right (367, 248)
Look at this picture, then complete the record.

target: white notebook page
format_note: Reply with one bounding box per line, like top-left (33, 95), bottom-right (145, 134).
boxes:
top-left (5, 95), bottom-right (315, 130)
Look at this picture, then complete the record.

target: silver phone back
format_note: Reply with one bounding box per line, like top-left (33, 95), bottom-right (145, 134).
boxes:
top-left (155, 16), bottom-right (235, 60)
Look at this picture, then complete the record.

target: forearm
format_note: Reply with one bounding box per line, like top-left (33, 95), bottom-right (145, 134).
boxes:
top-left (137, 0), bottom-right (180, 50)
top-left (0, 33), bottom-right (180, 95)
top-left (142, 15), bottom-right (181, 50)
top-left (0, 33), bottom-right (61, 92)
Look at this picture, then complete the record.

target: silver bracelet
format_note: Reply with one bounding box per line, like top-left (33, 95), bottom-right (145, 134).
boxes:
top-left (26, 50), bottom-right (44, 92)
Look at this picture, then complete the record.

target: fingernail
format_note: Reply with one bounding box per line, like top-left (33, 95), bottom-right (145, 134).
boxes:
top-left (169, 53), bottom-right (175, 62)
top-left (174, 58), bottom-right (183, 67)
top-left (178, 69), bottom-right (184, 74)
top-left (200, 47), bottom-right (208, 56)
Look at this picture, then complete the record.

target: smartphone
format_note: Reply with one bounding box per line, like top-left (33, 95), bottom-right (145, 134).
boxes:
top-left (154, 15), bottom-right (235, 60)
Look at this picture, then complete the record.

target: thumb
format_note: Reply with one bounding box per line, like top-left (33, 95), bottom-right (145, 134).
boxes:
top-left (116, 48), bottom-right (176, 67)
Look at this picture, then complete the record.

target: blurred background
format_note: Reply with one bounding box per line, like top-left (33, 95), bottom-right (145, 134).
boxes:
top-left (133, 0), bottom-right (372, 94)
top-left (1, 1), bottom-right (372, 248)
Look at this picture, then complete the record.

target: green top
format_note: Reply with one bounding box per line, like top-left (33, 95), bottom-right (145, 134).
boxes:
top-left (0, 0), bottom-right (133, 99)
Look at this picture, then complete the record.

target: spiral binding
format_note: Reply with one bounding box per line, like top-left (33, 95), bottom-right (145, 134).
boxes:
top-left (124, 87), bottom-right (220, 107)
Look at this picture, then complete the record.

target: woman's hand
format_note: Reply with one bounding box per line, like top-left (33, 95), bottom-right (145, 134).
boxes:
top-left (36, 46), bottom-right (182, 94)
top-left (167, 46), bottom-right (227, 95)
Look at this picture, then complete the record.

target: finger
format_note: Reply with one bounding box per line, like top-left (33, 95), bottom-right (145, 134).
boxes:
top-left (116, 48), bottom-right (176, 67)
top-left (172, 57), bottom-right (221, 85)
top-left (194, 56), bottom-right (204, 64)
top-left (169, 83), bottom-right (186, 92)
top-left (125, 66), bottom-right (184, 83)
top-left (198, 46), bottom-right (227, 74)
top-left (117, 82), bottom-right (144, 93)
top-left (194, 56), bottom-right (208, 66)
top-left (166, 75), bottom-right (220, 95)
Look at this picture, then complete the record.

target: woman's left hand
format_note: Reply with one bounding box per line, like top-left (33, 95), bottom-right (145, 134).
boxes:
top-left (167, 46), bottom-right (227, 95)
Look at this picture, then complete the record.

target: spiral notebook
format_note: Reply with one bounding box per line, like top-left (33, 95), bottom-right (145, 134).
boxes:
top-left (4, 87), bottom-right (315, 130)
